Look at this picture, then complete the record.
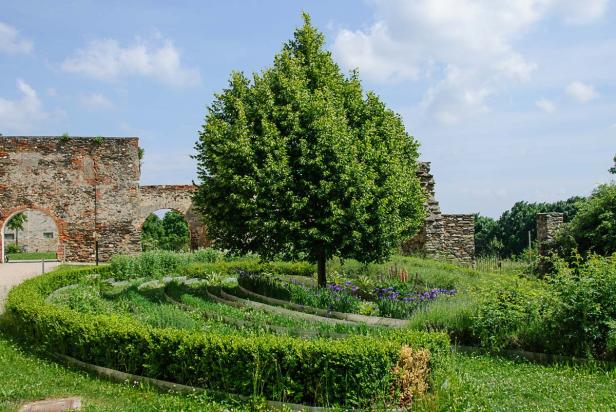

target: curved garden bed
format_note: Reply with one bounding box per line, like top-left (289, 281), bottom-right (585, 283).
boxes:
top-left (3, 265), bottom-right (449, 409)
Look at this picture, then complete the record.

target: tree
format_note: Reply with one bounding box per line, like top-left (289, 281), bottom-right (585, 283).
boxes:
top-left (193, 14), bottom-right (425, 286)
top-left (141, 214), bottom-right (164, 251)
top-left (6, 212), bottom-right (27, 247)
top-left (610, 155), bottom-right (615, 175)
top-left (558, 183), bottom-right (616, 257)
top-left (474, 214), bottom-right (502, 257)
top-left (140, 211), bottom-right (190, 252)
top-left (161, 210), bottom-right (190, 251)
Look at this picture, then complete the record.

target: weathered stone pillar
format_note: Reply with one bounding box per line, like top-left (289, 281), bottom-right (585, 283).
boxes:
top-left (536, 212), bottom-right (564, 274)
top-left (536, 212), bottom-right (564, 249)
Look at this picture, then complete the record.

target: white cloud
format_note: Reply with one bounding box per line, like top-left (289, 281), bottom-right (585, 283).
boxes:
top-left (332, 0), bottom-right (608, 123)
top-left (535, 98), bottom-right (556, 113)
top-left (0, 22), bottom-right (33, 54)
top-left (0, 79), bottom-right (48, 133)
top-left (61, 37), bottom-right (200, 87)
top-left (555, 0), bottom-right (609, 25)
top-left (80, 93), bottom-right (114, 110)
top-left (566, 81), bottom-right (598, 103)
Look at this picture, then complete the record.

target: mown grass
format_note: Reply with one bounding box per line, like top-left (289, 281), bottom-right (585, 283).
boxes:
top-left (430, 353), bottom-right (616, 411)
top-left (6, 252), bottom-right (57, 261)
top-left (0, 334), bottom-right (250, 412)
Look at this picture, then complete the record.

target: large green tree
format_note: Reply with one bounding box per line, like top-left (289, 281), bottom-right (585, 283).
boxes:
top-left (6, 212), bottom-right (27, 247)
top-left (194, 14), bottom-right (425, 286)
top-left (140, 211), bottom-right (190, 252)
top-left (610, 155), bottom-right (615, 174)
top-left (557, 183), bottom-right (616, 257)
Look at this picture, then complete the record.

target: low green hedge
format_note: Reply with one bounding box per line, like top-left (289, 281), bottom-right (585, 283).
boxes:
top-left (3, 265), bottom-right (449, 408)
top-left (109, 251), bottom-right (314, 280)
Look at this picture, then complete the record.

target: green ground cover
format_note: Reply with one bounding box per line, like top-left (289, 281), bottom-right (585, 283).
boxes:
top-left (6, 252), bottom-right (56, 261)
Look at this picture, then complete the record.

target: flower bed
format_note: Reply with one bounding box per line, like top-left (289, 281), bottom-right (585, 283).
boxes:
top-left (239, 271), bottom-right (457, 319)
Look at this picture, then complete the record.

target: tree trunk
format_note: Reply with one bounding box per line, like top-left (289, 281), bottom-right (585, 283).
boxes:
top-left (317, 252), bottom-right (327, 288)
top-left (15, 229), bottom-right (19, 247)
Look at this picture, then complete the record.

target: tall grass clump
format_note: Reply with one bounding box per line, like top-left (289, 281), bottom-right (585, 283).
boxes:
top-left (110, 248), bottom-right (227, 279)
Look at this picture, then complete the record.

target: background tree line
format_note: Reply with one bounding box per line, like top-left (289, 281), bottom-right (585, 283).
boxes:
top-left (477, 157), bottom-right (616, 259)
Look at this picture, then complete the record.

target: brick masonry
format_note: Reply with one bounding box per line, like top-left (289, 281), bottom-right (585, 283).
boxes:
top-left (402, 162), bottom-right (476, 264)
top-left (0, 136), bottom-right (208, 263)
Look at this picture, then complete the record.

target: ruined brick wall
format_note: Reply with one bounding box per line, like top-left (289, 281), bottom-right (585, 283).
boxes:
top-left (3, 209), bottom-right (58, 252)
top-left (139, 185), bottom-right (210, 250)
top-left (0, 136), bottom-right (142, 262)
top-left (402, 162), bottom-right (475, 263)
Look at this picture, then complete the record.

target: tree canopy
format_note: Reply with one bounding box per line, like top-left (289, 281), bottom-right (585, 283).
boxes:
top-left (475, 196), bottom-right (583, 258)
top-left (6, 212), bottom-right (28, 246)
top-left (556, 183), bottom-right (616, 257)
top-left (193, 14), bottom-right (425, 285)
top-left (141, 211), bottom-right (190, 252)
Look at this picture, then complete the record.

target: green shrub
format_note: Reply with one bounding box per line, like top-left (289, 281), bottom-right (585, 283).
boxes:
top-left (554, 184), bottom-right (616, 258)
top-left (4, 265), bottom-right (449, 408)
top-left (470, 285), bottom-right (549, 352)
top-left (6, 243), bottom-right (20, 254)
top-left (545, 254), bottom-right (616, 358)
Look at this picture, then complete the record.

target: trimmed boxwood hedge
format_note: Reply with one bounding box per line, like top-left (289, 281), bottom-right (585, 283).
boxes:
top-left (3, 265), bottom-right (449, 408)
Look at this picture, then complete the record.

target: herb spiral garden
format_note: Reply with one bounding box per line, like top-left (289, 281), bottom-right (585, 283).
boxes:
top-left (5, 248), bottom-right (616, 410)
top-left (3, 250), bottom-right (454, 409)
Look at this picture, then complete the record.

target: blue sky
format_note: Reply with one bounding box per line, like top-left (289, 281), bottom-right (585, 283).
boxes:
top-left (1, 0), bottom-right (614, 217)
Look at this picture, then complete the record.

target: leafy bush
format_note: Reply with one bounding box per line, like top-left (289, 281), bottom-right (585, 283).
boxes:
top-left (4, 265), bottom-right (449, 408)
top-left (470, 285), bottom-right (549, 352)
top-left (545, 254), bottom-right (616, 358)
top-left (6, 243), bottom-right (20, 254)
top-left (554, 184), bottom-right (616, 258)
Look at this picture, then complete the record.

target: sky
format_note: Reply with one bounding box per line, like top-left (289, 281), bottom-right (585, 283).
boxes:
top-left (0, 0), bottom-right (614, 218)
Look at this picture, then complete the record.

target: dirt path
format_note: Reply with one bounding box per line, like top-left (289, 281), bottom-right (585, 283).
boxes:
top-left (0, 261), bottom-right (60, 312)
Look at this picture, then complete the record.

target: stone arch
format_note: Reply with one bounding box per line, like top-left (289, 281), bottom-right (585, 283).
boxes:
top-left (138, 185), bottom-right (209, 251)
top-left (0, 205), bottom-right (65, 263)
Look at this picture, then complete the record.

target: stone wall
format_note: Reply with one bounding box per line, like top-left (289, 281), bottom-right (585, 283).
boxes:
top-left (0, 136), bottom-right (209, 263)
top-left (402, 162), bottom-right (475, 264)
top-left (3, 209), bottom-right (58, 252)
top-left (0, 136), bottom-right (142, 262)
top-left (441, 214), bottom-right (475, 264)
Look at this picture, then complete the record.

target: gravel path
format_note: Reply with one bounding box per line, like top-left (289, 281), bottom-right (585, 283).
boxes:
top-left (0, 261), bottom-right (60, 312)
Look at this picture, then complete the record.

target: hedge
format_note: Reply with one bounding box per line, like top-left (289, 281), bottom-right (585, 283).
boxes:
top-left (109, 251), bottom-right (314, 280)
top-left (3, 265), bottom-right (449, 408)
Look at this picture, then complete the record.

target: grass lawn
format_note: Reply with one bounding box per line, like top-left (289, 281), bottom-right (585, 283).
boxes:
top-left (6, 252), bottom-right (57, 261)
top-left (431, 354), bottom-right (616, 411)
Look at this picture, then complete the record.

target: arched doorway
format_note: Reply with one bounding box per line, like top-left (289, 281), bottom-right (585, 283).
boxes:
top-left (140, 209), bottom-right (191, 252)
top-left (1, 208), bottom-right (62, 262)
